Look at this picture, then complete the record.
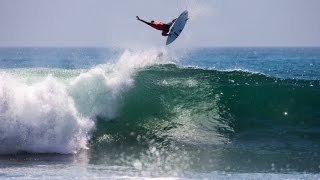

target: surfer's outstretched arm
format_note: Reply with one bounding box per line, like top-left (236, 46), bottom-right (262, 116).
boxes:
top-left (136, 16), bottom-right (151, 26)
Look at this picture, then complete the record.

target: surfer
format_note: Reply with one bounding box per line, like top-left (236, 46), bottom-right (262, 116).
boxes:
top-left (136, 16), bottom-right (176, 36)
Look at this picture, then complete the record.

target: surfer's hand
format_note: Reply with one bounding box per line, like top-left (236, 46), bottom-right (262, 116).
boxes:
top-left (136, 16), bottom-right (140, 20)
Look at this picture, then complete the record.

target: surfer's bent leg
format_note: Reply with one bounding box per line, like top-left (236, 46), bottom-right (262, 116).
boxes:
top-left (162, 31), bottom-right (169, 36)
top-left (167, 19), bottom-right (177, 26)
top-left (162, 24), bottom-right (171, 36)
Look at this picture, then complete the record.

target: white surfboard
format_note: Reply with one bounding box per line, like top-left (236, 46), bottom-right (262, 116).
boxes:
top-left (166, 10), bottom-right (189, 45)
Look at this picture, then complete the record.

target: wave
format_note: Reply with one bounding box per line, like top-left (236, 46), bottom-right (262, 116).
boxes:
top-left (1, 49), bottom-right (320, 154)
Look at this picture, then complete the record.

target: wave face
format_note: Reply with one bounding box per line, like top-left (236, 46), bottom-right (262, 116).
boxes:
top-left (93, 64), bottom-right (320, 149)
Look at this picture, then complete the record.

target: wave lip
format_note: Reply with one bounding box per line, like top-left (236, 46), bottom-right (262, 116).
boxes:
top-left (69, 49), bottom-right (169, 119)
top-left (0, 73), bottom-right (94, 154)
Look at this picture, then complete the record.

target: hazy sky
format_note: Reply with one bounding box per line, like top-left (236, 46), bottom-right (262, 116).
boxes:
top-left (1, 0), bottom-right (320, 47)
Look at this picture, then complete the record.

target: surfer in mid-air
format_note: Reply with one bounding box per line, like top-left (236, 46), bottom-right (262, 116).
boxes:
top-left (136, 16), bottom-right (176, 36)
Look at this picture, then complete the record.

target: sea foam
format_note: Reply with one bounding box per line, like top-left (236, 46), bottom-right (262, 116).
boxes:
top-left (0, 73), bottom-right (94, 154)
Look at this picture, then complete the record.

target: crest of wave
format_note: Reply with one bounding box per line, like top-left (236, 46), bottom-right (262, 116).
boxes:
top-left (0, 73), bottom-right (94, 154)
top-left (69, 48), bottom-right (170, 119)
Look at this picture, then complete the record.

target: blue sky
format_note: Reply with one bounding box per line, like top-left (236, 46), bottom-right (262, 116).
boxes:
top-left (0, 0), bottom-right (319, 47)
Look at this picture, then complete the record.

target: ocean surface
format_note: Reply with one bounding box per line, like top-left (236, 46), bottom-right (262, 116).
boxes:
top-left (0, 47), bottom-right (319, 179)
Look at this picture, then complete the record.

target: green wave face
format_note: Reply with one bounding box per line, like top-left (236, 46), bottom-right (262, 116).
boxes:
top-left (92, 64), bottom-right (320, 148)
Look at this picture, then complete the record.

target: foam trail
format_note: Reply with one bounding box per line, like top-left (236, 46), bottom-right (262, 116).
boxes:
top-left (69, 49), bottom-right (169, 119)
top-left (0, 73), bottom-right (94, 154)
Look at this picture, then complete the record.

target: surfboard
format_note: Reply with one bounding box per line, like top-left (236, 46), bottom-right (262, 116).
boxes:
top-left (166, 10), bottom-right (189, 45)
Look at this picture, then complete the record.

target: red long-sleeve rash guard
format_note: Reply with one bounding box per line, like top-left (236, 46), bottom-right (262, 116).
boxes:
top-left (150, 21), bottom-right (166, 31)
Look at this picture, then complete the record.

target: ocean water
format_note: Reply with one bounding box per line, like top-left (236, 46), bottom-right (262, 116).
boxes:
top-left (0, 47), bottom-right (319, 179)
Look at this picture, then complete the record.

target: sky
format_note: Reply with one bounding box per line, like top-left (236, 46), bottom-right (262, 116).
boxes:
top-left (0, 0), bottom-right (320, 47)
